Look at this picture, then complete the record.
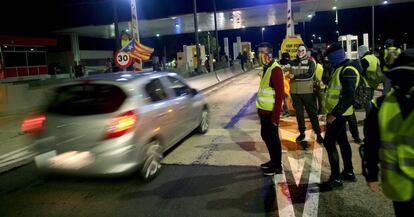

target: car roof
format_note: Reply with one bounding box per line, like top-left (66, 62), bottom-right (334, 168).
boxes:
top-left (78, 71), bottom-right (178, 83)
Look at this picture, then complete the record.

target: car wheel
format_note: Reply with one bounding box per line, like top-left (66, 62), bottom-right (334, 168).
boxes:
top-left (140, 139), bottom-right (163, 181)
top-left (196, 108), bottom-right (209, 134)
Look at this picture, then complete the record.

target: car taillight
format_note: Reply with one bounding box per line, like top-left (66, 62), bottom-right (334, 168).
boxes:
top-left (21, 114), bottom-right (46, 133)
top-left (104, 111), bottom-right (138, 140)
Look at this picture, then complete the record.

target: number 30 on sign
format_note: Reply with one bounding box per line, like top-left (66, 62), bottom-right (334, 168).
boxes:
top-left (114, 51), bottom-right (132, 68)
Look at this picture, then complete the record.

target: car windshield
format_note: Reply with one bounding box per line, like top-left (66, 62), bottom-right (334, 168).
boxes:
top-left (47, 83), bottom-right (127, 116)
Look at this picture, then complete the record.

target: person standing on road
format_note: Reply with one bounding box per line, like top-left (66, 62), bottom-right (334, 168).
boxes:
top-left (279, 52), bottom-right (291, 118)
top-left (361, 49), bottom-right (414, 217)
top-left (288, 45), bottom-right (324, 143)
top-left (381, 39), bottom-right (401, 95)
top-left (256, 43), bottom-right (285, 176)
top-left (320, 43), bottom-right (361, 190)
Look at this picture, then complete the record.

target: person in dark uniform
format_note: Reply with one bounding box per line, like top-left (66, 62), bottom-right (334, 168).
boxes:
top-left (288, 45), bottom-right (323, 143)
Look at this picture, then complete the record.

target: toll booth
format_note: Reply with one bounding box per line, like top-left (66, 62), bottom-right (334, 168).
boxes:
top-left (182, 45), bottom-right (206, 72)
top-left (338, 35), bottom-right (358, 60)
top-left (233, 42), bottom-right (252, 61)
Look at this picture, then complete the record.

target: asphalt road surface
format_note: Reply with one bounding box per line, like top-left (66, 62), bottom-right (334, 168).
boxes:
top-left (0, 70), bottom-right (395, 217)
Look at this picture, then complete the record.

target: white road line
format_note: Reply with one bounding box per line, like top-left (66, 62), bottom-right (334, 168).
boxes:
top-left (288, 156), bottom-right (306, 186)
top-left (274, 173), bottom-right (295, 217)
top-left (0, 146), bottom-right (30, 161)
top-left (302, 147), bottom-right (323, 217)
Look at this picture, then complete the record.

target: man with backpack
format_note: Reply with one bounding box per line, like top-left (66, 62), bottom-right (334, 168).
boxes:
top-left (319, 43), bottom-right (360, 190)
top-left (381, 39), bottom-right (401, 95)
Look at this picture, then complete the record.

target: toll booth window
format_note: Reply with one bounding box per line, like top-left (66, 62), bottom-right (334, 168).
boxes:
top-left (166, 76), bottom-right (191, 97)
top-left (145, 78), bottom-right (168, 102)
top-left (342, 41), bottom-right (347, 51)
top-left (351, 40), bottom-right (358, 52)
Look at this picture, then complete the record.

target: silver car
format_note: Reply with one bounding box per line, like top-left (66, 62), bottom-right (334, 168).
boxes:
top-left (23, 71), bottom-right (209, 180)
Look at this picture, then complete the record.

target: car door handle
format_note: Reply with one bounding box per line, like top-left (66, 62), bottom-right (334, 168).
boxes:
top-left (157, 113), bottom-right (167, 118)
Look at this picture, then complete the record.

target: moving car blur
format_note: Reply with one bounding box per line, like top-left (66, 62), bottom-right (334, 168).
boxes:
top-left (22, 71), bottom-right (209, 180)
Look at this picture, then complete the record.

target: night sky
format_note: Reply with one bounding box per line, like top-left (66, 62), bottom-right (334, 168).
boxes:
top-left (0, 0), bottom-right (413, 59)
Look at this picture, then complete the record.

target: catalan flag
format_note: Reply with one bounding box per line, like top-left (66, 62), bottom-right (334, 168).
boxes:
top-left (121, 39), bottom-right (154, 61)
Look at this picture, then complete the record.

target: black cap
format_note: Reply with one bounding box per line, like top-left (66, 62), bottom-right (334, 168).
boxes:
top-left (325, 42), bottom-right (343, 56)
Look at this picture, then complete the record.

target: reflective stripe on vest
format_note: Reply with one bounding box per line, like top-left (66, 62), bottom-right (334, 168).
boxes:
top-left (377, 91), bottom-right (414, 201)
top-left (256, 61), bottom-right (281, 111)
top-left (325, 65), bottom-right (360, 116)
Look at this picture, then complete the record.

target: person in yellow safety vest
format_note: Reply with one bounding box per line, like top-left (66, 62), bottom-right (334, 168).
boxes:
top-left (256, 42), bottom-right (285, 176)
top-left (361, 49), bottom-right (414, 217)
top-left (319, 43), bottom-right (361, 191)
top-left (358, 45), bottom-right (382, 115)
top-left (311, 51), bottom-right (327, 115)
top-left (381, 39), bottom-right (401, 95)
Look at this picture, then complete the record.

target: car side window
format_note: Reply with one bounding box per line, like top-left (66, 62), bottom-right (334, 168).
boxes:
top-left (167, 76), bottom-right (192, 97)
top-left (145, 78), bottom-right (168, 102)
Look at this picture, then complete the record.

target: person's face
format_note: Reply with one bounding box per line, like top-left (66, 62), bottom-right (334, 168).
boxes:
top-left (297, 46), bottom-right (306, 58)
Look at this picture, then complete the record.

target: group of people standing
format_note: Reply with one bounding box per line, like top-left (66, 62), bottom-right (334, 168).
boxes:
top-left (256, 41), bottom-right (413, 216)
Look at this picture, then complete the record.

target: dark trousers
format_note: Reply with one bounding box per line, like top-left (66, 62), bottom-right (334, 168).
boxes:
top-left (291, 93), bottom-right (321, 134)
top-left (259, 113), bottom-right (282, 168)
top-left (347, 112), bottom-right (360, 140)
top-left (394, 197), bottom-right (414, 217)
top-left (324, 116), bottom-right (354, 179)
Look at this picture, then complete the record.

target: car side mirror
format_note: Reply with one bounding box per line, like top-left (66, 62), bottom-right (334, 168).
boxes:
top-left (190, 88), bottom-right (198, 96)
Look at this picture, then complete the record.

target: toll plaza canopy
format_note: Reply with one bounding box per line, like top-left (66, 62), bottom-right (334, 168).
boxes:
top-left (54, 0), bottom-right (414, 39)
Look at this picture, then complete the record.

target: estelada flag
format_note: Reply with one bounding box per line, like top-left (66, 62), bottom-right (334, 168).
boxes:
top-left (121, 39), bottom-right (154, 61)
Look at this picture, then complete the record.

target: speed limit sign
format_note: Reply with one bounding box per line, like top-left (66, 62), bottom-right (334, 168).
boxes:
top-left (114, 51), bottom-right (132, 68)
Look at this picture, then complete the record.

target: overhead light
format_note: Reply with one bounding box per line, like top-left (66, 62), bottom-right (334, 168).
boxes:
top-left (332, 6), bottom-right (337, 10)
top-left (198, 29), bottom-right (201, 32)
top-left (175, 23), bottom-right (180, 28)
top-left (30, 48), bottom-right (34, 51)
top-left (230, 17), bottom-right (234, 22)
top-left (307, 14), bottom-right (313, 18)
top-left (336, 30), bottom-right (339, 33)
top-left (241, 25), bottom-right (246, 29)
top-left (383, 0), bottom-right (389, 4)
top-left (156, 34), bottom-right (160, 37)
top-left (170, 16), bottom-right (177, 20)
top-left (262, 27), bottom-right (265, 31)
top-left (125, 29), bottom-right (129, 32)
top-left (4, 45), bottom-right (7, 48)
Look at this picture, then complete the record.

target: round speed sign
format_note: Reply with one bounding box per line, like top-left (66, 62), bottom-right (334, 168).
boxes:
top-left (114, 51), bottom-right (132, 68)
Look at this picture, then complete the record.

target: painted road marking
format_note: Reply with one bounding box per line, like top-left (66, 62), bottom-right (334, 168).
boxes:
top-left (274, 173), bottom-right (295, 217)
top-left (224, 93), bottom-right (257, 129)
top-left (303, 147), bottom-right (323, 217)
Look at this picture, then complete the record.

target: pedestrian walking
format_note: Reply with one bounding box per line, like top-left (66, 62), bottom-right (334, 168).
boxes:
top-left (256, 43), bottom-right (285, 176)
top-left (361, 49), bottom-right (414, 217)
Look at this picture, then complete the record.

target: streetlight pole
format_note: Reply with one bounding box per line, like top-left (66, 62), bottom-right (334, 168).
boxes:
top-left (213, 0), bottom-right (219, 64)
top-left (112, 0), bottom-right (120, 50)
top-left (372, 1), bottom-right (375, 52)
top-left (261, 27), bottom-right (265, 42)
top-left (193, 0), bottom-right (202, 73)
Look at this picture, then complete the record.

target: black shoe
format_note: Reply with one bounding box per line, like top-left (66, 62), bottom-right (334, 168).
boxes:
top-left (296, 134), bottom-right (306, 142)
top-left (260, 161), bottom-right (272, 169)
top-left (354, 138), bottom-right (363, 144)
top-left (316, 134), bottom-right (324, 144)
top-left (318, 178), bottom-right (343, 192)
top-left (341, 171), bottom-right (357, 182)
top-left (262, 166), bottom-right (283, 176)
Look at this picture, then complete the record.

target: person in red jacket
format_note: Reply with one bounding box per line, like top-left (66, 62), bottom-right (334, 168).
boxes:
top-left (256, 42), bottom-right (285, 176)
